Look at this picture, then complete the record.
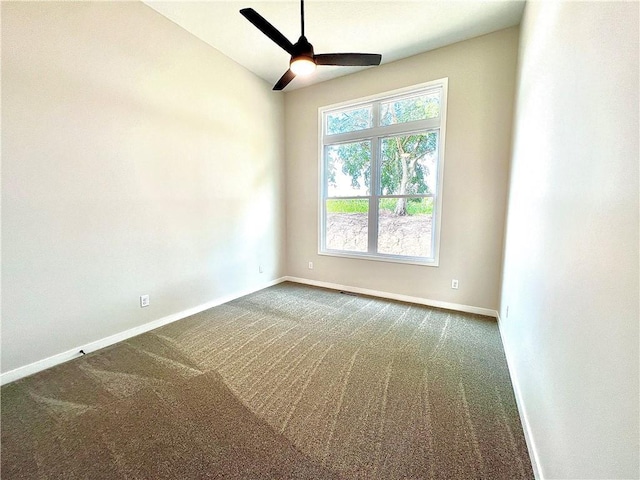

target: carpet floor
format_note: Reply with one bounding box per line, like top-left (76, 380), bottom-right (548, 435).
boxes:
top-left (1, 282), bottom-right (533, 479)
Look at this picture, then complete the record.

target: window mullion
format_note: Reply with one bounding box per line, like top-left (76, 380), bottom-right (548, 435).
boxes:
top-left (368, 119), bottom-right (380, 254)
top-left (367, 102), bottom-right (380, 254)
top-left (320, 144), bottom-right (328, 252)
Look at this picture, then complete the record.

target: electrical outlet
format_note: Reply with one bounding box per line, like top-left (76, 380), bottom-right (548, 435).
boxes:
top-left (451, 279), bottom-right (459, 289)
top-left (259, 265), bottom-right (264, 274)
top-left (506, 306), bottom-right (509, 318)
top-left (308, 261), bottom-right (314, 270)
top-left (140, 294), bottom-right (150, 308)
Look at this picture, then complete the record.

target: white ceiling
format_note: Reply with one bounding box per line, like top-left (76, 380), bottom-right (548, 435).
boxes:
top-left (144, 0), bottom-right (525, 91)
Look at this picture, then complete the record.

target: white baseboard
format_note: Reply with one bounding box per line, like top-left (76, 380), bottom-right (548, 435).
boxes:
top-left (496, 312), bottom-right (544, 480)
top-left (1, 276), bottom-right (497, 385)
top-left (0, 277), bottom-right (287, 386)
top-left (283, 276), bottom-right (499, 318)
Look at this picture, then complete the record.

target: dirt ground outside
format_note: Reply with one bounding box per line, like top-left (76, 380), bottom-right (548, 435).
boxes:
top-left (326, 212), bottom-right (433, 258)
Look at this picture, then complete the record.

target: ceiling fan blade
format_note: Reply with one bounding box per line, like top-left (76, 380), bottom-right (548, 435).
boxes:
top-left (240, 8), bottom-right (295, 55)
top-left (273, 69), bottom-right (296, 91)
top-left (315, 53), bottom-right (382, 67)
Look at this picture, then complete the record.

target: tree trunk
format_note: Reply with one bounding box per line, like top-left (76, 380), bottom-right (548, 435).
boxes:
top-left (394, 140), bottom-right (409, 216)
top-left (394, 198), bottom-right (406, 216)
top-left (394, 168), bottom-right (409, 216)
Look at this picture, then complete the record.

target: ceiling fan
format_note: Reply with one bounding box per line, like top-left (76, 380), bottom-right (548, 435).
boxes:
top-left (240, 1), bottom-right (382, 91)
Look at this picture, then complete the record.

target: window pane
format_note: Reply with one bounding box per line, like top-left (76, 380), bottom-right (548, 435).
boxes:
top-left (380, 132), bottom-right (438, 195)
top-left (326, 142), bottom-right (371, 197)
top-left (378, 197), bottom-right (433, 258)
top-left (326, 106), bottom-right (372, 135)
top-left (380, 92), bottom-right (440, 126)
top-left (325, 199), bottom-right (368, 252)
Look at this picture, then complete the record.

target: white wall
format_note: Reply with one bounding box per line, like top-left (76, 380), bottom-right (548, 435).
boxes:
top-left (1, 2), bottom-right (285, 374)
top-left (284, 28), bottom-right (519, 311)
top-left (500, 2), bottom-right (639, 478)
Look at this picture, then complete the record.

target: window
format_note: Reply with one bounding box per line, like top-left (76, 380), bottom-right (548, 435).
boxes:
top-left (319, 79), bottom-right (448, 265)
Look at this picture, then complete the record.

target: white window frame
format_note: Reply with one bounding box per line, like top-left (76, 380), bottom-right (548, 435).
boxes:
top-left (318, 78), bottom-right (448, 266)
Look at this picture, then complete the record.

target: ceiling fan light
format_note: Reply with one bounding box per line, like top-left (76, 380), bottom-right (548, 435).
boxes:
top-left (290, 56), bottom-right (316, 76)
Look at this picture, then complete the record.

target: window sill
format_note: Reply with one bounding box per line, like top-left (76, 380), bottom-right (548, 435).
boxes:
top-left (318, 250), bottom-right (439, 267)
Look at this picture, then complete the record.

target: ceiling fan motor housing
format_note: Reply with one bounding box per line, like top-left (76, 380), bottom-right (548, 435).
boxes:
top-left (292, 36), bottom-right (314, 63)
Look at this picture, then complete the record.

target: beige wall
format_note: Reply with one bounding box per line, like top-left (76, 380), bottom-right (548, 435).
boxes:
top-left (1, 2), bottom-right (285, 373)
top-left (284, 28), bottom-right (519, 310)
top-left (500, 1), bottom-right (639, 478)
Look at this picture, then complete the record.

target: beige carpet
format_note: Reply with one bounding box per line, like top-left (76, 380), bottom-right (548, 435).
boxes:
top-left (1, 282), bottom-right (533, 479)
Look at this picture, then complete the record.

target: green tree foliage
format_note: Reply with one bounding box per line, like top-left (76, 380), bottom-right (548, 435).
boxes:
top-left (327, 107), bottom-right (372, 135)
top-left (327, 142), bottom-right (371, 192)
top-left (381, 132), bottom-right (437, 215)
top-left (328, 95), bottom-right (439, 215)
